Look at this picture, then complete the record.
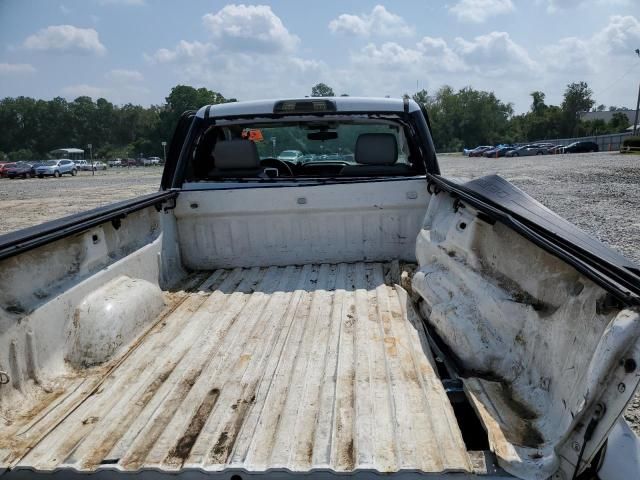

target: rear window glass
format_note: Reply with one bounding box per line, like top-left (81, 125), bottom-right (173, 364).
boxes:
top-left (187, 119), bottom-right (422, 181)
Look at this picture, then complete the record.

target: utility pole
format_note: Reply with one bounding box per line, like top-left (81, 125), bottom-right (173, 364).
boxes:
top-left (634, 49), bottom-right (640, 136)
top-left (161, 141), bottom-right (167, 164)
top-left (87, 143), bottom-right (94, 176)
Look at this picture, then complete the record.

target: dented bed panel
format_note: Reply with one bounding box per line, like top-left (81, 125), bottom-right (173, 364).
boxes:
top-left (3, 263), bottom-right (472, 475)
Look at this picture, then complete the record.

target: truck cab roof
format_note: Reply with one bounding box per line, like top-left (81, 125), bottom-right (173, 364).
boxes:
top-left (197, 96), bottom-right (422, 119)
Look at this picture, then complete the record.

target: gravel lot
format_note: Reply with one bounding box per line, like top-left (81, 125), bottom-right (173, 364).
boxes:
top-left (0, 167), bottom-right (163, 234)
top-left (1, 152), bottom-right (639, 432)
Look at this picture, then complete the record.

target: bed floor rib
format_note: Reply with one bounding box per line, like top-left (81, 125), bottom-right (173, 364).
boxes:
top-left (14, 262), bottom-right (472, 474)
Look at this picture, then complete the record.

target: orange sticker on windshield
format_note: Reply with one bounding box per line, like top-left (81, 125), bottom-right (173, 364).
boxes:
top-left (243, 129), bottom-right (264, 142)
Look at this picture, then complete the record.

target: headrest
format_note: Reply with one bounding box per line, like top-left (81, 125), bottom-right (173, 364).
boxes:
top-left (355, 133), bottom-right (398, 165)
top-left (213, 140), bottom-right (260, 170)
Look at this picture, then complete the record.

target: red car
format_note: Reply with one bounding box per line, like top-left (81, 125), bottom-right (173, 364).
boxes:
top-left (0, 162), bottom-right (16, 177)
top-left (5, 162), bottom-right (36, 179)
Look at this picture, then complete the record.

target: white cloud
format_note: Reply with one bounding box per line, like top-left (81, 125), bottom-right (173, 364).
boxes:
top-left (418, 37), bottom-right (468, 72)
top-left (328, 5), bottom-right (414, 37)
top-left (542, 0), bottom-right (630, 13)
top-left (594, 15), bottom-right (640, 55)
top-left (454, 31), bottom-right (537, 74)
top-left (106, 68), bottom-right (144, 82)
top-left (61, 83), bottom-right (150, 103)
top-left (24, 25), bottom-right (106, 55)
top-left (540, 37), bottom-right (594, 73)
top-left (449, 0), bottom-right (514, 23)
top-left (354, 43), bottom-right (423, 70)
top-left (202, 4), bottom-right (299, 54)
top-left (351, 38), bottom-right (467, 74)
top-left (147, 40), bottom-right (215, 64)
top-left (0, 63), bottom-right (36, 75)
top-left (98, 0), bottom-right (145, 5)
top-left (61, 84), bottom-right (110, 98)
top-left (540, 15), bottom-right (640, 71)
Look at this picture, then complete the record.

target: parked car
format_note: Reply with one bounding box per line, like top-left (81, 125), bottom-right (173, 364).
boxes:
top-left (35, 159), bottom-right (77, 177)
top-left (484, 146), bottom-right (516, 158)
top-left (277, 150), bottom-right (304, 162)
top-left (0, 162), bottom-right (16, 177)
top-left (563, 141), bottom-right (599, 153)
top-left (506, 144), bottom-right (547, 157)
top-left (74, 160), bottom-right (91, 171)
top-left (92, 161), bottom-right (107, 170)
top-left (5, 162), bottom-right (35, 179)
top-left (468, 145), bottom-right (494, 157)
top-left (108, 159), bottom-right (122, 167)
top-left (148, 156), bottom-right (162, 165)
top-left (547, 145), bottom-right (565, 154)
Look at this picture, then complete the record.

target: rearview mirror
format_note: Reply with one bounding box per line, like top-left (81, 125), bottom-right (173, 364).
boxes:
top-left (308, 131), bottom-right (338, 141)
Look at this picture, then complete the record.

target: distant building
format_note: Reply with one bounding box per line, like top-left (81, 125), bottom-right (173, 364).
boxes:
top-left (580, 109), bottom-right (634, 123)
top-left (50, 148), bottom-right (84, 160)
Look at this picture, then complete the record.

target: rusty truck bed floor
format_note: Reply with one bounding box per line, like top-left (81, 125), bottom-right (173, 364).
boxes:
top-left (9, 262), bottom-right (471, 474)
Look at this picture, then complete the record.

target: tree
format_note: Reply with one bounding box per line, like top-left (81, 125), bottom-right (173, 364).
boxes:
top-left (412, 89), bottom-right (429, 108)
top-left (158, 85), bottom-right (230, 151)
top-left (596, 104), bottom-right (606, 112)
top-left (530, 91), bottom-right (546, 115)
top-left (419, 85), bottom-right (513, 151)
top-left (561, 81), bottom-right (595, 135)
top-left (609, 112), bottom-right (631, 132)
top-left (311, 83), bottom-right (335, 97)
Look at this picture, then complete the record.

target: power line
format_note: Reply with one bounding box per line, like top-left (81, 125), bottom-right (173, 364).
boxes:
top-left (592, 61), bottom-right (640, 102)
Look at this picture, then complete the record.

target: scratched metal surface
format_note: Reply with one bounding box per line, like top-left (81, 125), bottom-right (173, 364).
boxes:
top-left (11, 263), bottom-right (471, 474)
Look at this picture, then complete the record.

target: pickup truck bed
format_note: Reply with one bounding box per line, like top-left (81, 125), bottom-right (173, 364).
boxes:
top-left (8, 262), bottom-right (471, 474)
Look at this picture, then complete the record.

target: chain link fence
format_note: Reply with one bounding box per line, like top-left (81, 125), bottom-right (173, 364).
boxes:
top-left (532, 132), bottom-right (632, 151)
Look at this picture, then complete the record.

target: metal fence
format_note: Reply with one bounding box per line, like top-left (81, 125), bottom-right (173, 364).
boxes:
top-left (532, 132), bottom-right (632, 151)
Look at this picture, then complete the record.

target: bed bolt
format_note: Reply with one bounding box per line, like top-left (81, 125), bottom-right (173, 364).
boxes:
top-left (572, 441), bottom-right (580, 452)
top-left (618, 383), bottom-right (626, 393)
top-left (0, 371), bottom-right (9, 385)
top-left (190, 202), bottom-right (199, 209)
top-left (624, 358), bottom-right (637, 373)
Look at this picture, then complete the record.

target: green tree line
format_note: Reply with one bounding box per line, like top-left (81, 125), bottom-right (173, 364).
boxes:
top-left (410, 81), bottom-right (630, 152)
top-left (0, 85), bottom-right (235, 161)
top-left (0, 81), bottom-right (631, 160)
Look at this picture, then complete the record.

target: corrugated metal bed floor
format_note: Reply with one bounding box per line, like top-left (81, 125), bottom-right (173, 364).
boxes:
top-left (11, 262), bottom-right (472, 474)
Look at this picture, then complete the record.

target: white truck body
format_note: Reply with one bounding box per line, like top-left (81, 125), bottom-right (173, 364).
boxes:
top-left (1, 98), bottom-right (639, 480)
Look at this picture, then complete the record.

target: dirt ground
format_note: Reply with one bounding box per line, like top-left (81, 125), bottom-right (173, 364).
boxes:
top-left (0, 167), bottom-right (163, 234)
top-left (1, 152), bottom-right (639, 431)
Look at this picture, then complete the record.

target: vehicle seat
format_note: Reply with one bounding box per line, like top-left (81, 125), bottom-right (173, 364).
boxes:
top-left (207, 139), bottom-right (263, 178)
top-left (339, 133), bottom-right (412, 176)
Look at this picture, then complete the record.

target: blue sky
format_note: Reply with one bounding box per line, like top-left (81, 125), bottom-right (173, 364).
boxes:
top-left (1, 0), bottom-right (639, 112)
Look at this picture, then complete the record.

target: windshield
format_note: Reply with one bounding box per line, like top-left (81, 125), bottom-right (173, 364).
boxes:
top-left (43, 160), bottom-right (57, 166)
top-left (248, 122), bottom-right (410, 165)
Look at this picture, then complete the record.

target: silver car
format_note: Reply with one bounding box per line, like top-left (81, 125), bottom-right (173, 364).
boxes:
top-left (35, 159), bottom-right (77, 177)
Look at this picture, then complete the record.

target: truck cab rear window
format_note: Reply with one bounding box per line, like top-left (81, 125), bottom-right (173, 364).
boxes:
top-left (187, 119), bottom-right (425, 181)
